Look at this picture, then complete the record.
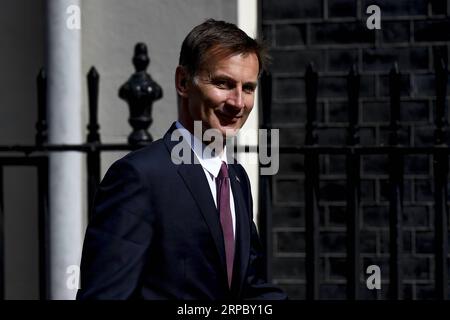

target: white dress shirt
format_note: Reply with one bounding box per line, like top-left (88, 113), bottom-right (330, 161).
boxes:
top-left (175, 121), bottom-right (236, 239)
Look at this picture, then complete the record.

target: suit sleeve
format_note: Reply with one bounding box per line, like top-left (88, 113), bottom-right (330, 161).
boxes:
top-left (76, 159), bottom-right (154, 300)
top-left (238, 166), bottom-right (288, 300)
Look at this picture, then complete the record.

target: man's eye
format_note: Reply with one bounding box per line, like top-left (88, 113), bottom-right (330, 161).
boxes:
top-left (214, 80), bottom-right (228, 88)
top-left (243, 86), bottom-right (256, 93)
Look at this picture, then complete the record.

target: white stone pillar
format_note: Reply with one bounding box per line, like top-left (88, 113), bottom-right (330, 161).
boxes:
top-left (46, 0), bottom-right (84, 300)
top-left (237, 0), bottom-right (259, 226)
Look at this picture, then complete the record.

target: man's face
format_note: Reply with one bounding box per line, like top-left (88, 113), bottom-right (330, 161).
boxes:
top-left (181, 52), bottom-right (259, 138)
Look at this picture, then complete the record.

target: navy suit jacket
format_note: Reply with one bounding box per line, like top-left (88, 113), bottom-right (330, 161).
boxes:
top-left (77, 123), bottom-right (287, 300)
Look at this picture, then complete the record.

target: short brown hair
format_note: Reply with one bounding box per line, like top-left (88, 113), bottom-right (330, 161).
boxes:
top-left (178, 19), bottom-right (269, 77)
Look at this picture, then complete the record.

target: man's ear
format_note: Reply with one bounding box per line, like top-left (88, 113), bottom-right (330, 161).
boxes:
top-left (175, 66), bottom-right (190, 98)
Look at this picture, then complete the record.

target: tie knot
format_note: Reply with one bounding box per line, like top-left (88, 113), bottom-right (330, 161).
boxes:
top-left (218, 162), bottom-right (229, 179)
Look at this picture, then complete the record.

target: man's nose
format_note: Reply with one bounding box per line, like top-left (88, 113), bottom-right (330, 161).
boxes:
top-left (227, 87), bottom-right (244, 110)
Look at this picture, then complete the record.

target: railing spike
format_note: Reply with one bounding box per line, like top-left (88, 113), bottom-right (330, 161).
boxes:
top-left (349, 63), bottom-right (358, 76)
top-left (306, 62), bottom-right (315, 75)
top-left (391, 61), bottom-right (400, 75)
top-left (87, 66), bottom-right (100, 144)
top-left (88, 66), bottom-right (99, 79)
top-left (36, 68), bottom-right (47, 145)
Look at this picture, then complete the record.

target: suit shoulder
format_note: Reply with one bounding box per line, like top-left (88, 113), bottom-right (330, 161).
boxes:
top-left (109, 138), bottom-right (171, 175)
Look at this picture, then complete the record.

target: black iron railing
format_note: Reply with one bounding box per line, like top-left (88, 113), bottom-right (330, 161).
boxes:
top-left (0, 42), bottom-right (448, 300)
top-left (259, 50), bottom-right (449, 300)
top-left (0, 43), bottom-right (161, 299)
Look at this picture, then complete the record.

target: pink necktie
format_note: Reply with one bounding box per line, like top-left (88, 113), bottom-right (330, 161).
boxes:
top-left (216, 162), bottom-right (235, 288)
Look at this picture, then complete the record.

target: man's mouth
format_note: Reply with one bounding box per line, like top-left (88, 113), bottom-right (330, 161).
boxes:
top-left (216, 111), bottom-right (242, 123)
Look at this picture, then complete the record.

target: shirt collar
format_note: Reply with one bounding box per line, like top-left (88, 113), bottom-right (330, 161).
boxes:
top-left (175, 121), bottom-right (227, 178)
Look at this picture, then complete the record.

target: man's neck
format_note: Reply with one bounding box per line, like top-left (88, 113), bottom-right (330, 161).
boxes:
top-left (177, 119), bottom-right (225, 157)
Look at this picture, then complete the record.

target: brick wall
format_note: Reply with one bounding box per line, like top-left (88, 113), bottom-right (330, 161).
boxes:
top-left (261, 0), bottom-right (450, 299)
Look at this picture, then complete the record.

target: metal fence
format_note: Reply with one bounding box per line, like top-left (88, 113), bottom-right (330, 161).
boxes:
top-left (0, 43), bottom-right (162, 299)
top-left (0, 42), bottom-right (448, 300)
top-left (259, 49), bottom-right (449, 299)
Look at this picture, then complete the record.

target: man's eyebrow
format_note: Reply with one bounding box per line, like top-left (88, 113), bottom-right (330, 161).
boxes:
top-left (210, 74), bottom-right (235, 82)
top-left (211, 74), bottom-right (258, 87)
top-left (244, 81), bottom-right (258, 88)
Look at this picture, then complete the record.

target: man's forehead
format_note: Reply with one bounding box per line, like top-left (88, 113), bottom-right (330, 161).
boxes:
top-left (199, 52), bottom-right (260, 77)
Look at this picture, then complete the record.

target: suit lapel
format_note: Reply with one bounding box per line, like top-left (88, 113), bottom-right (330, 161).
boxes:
top-left (177, 164), bottom-right (228, 273)
top-left (163, 124), bottom-right (228, 281)
top-left (163, 124), bottom-right (251, 295)
top-left (228, 164), bottom-right (250, 297)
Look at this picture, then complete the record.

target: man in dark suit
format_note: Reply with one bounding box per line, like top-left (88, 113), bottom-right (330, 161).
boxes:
top-left (77, 19), bottom-right (287, 300)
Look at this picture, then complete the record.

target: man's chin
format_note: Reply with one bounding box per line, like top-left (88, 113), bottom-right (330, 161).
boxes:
top-left (204, 122), bottom-right (243, 138)
top-left (219, 126), bottom-right (241, 138)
